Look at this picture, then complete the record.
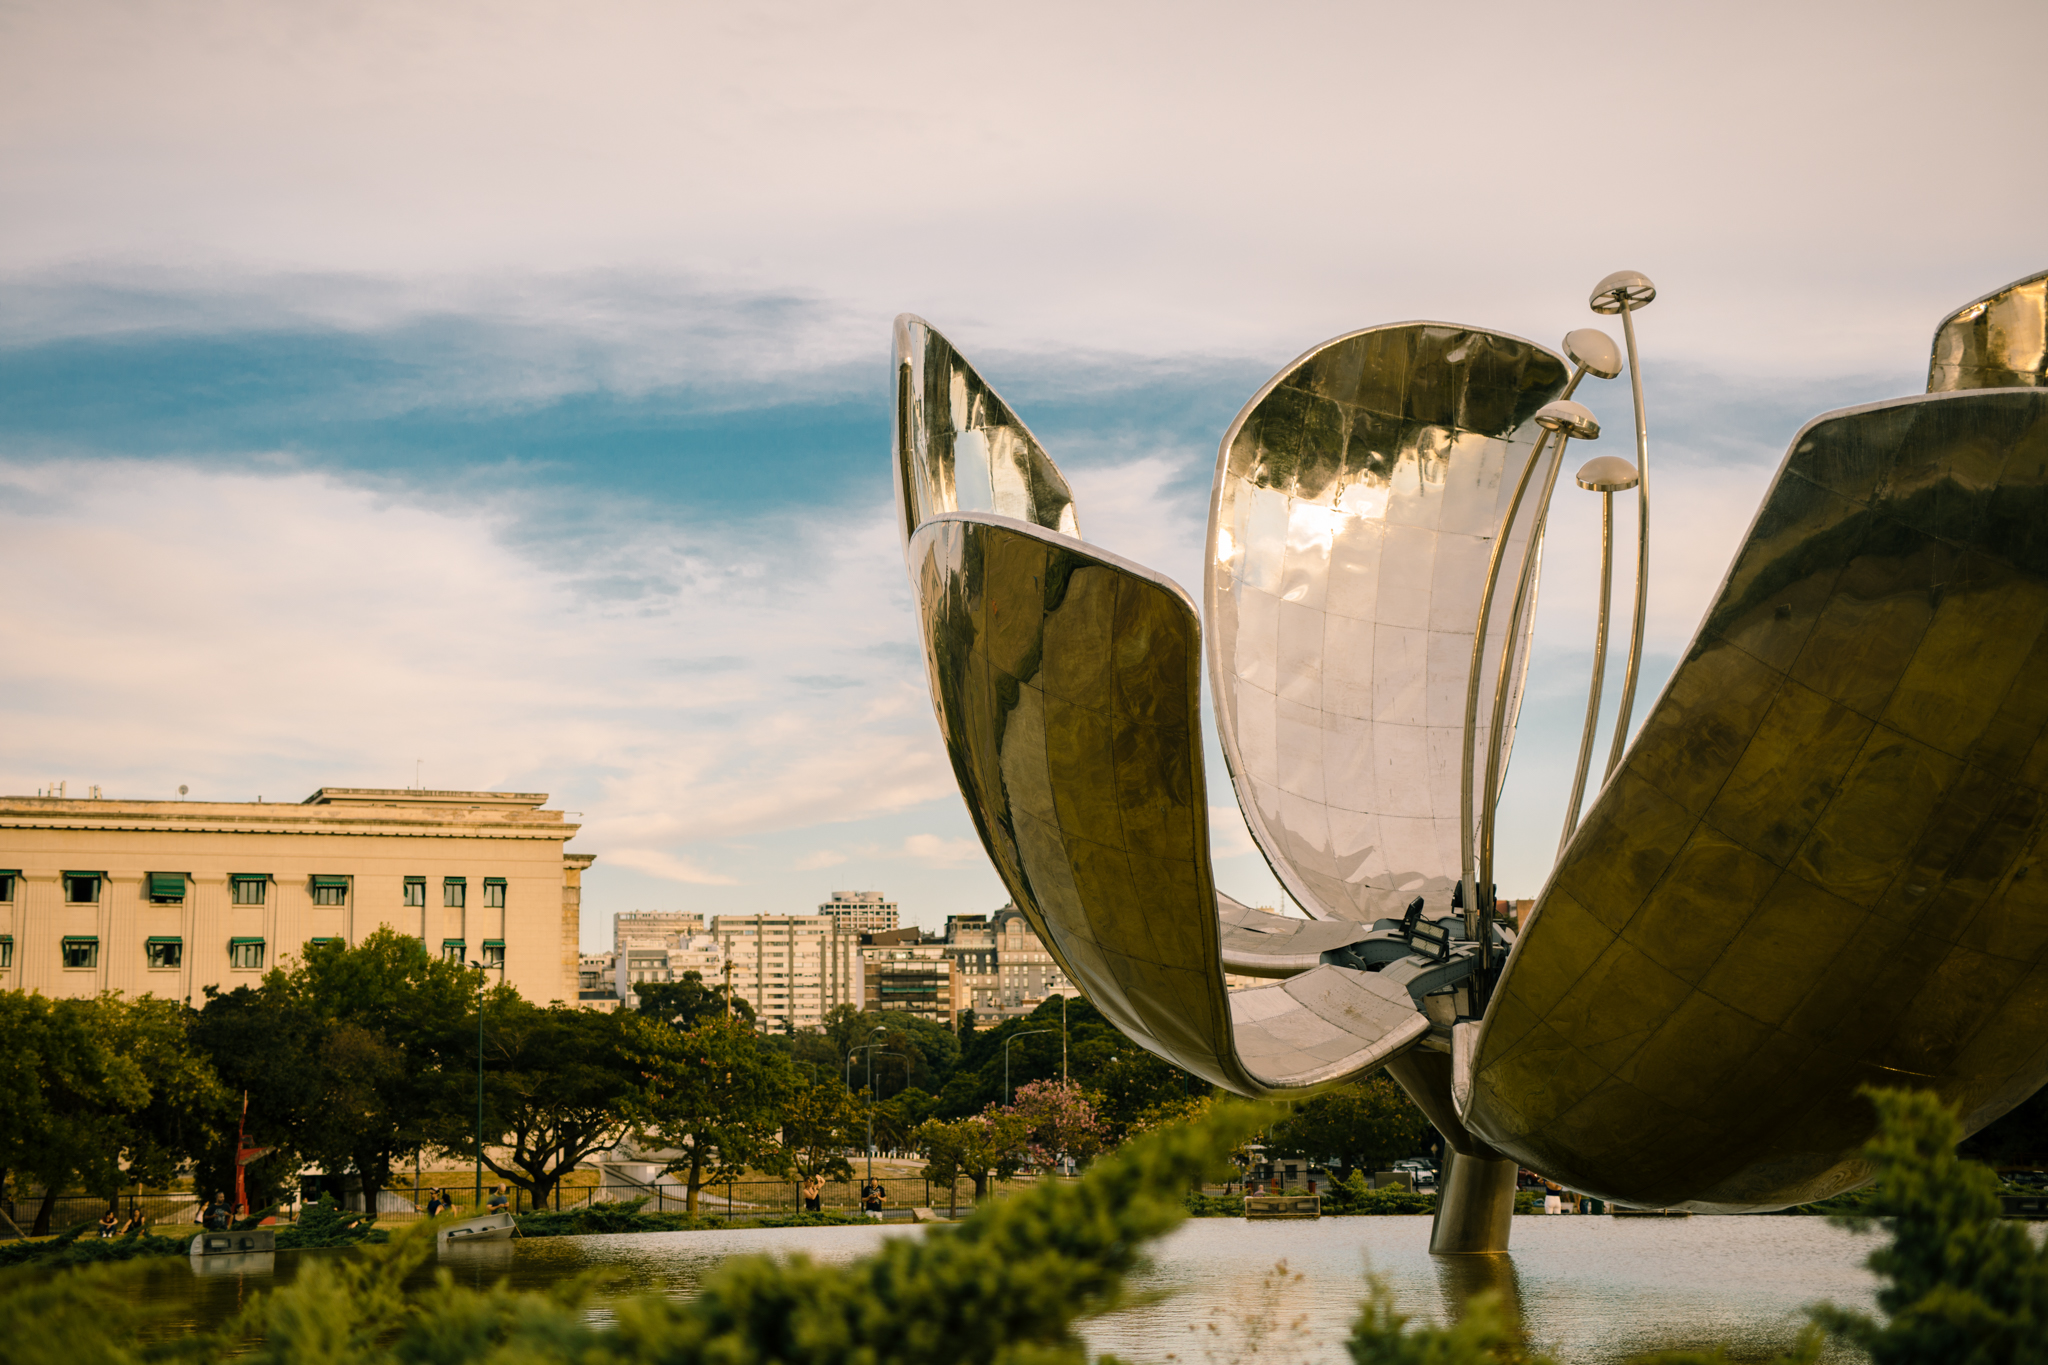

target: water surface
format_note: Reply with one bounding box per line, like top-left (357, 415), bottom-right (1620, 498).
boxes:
top-left (132, 1215), bottom-right (1881, 1362)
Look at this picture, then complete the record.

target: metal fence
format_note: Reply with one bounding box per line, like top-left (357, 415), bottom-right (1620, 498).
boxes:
top-left (2, 1190), bottom-right (203, 1239)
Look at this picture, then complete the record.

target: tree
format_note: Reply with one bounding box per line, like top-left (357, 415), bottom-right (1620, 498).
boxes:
top-left (638, 1014), bottom-right (792, 1214)
top-left (1267, 1075), bottom-right (1431, 1181)
top-left (0, 991), bottom-right (227, 1234)
top-left (635, 971), bottom-right (753, 1029)
top-left (1005, 1079), bottom-right (1105, 1168)
top-left (777, 1079), bottom-right (860, 1186)
top-left (912, 1110), bottom-right (1029, 1207)
top-left (871, 1086), bottom-right (938, 1153)
top-left (458, 997), bottom-right (658, 1209)
top-left (209, 929), bottom-right (475, 1215)
top-left (187, 983), bottom-right (328, 1209)
top-left (1809, 1087), bottom-right (2048, 1364)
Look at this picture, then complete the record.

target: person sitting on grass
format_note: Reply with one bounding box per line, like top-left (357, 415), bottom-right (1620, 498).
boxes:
top-left (96, 1209), bottom-right (119, 1239)
top-left (119, 1209), bottom-right (146, 1237)
top-left (487, 1187), bottom-right (509, 1214)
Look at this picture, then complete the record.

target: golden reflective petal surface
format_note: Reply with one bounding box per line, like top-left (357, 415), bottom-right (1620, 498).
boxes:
top-left (1205, 324), bottom-right (1569, 922)
top-left (892, 314), bottom-right (1079, 547)
top-left (909, 511), bottom-right (1429, 1097)
top-left (1468, 387), bottom-right (2048, 1212)
top-left (1928, 269), bottom-right (2048, 393)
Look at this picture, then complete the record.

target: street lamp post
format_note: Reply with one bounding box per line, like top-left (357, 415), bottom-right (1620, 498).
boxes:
top-left (1003, 1028), bottom-right (1057, 1107)
top-left (846, 1028), bottom-right (907, 1200)
top-left (471, 962), bottom-right (486, 1211)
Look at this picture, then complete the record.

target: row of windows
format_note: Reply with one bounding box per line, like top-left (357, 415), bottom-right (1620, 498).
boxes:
top-left (0, 873), bottom-right (510, 908)
top-left (0, 936), bottom-right (506, 972)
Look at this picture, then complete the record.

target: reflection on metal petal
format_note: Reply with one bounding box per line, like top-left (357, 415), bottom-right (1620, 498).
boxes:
top-left (1468, 385), bottom-right (2048, 1212)
top-left (906, 508), bottom-right (1432, 1096)
top-left (1928, 269), bottom-right (2048, 393)
top-left (892, 314), bottom-right (1078, 548)
top-left (1205, 324), bottom-right (1570, 923)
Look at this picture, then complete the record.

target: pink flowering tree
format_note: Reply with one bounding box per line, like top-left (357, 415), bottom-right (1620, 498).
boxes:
top-left (1003, 1079), bottom-right (1107, 1169)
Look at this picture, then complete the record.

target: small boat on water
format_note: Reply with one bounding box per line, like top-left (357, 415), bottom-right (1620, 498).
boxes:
top-left (436, 1211), bottom-right (517, 1248)
top-left (190, 1228), bottom-right (276, 1256)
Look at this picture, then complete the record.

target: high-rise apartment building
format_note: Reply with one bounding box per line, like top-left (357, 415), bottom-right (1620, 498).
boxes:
top-left (942, 915), bottom-right (1000, 1018)
top-left (612, 910), bottom-right (705, 950)
top-left (711, 913), bottom-right (859, 1033)
top-left (818, 890), bottom-right (898, 936)
top-left (860, 926), bottom-right (955, 1026)
top-left (990, 903), bottom-right (1075, 1015)
top-left (615, 932), bottom-right (725, 1011)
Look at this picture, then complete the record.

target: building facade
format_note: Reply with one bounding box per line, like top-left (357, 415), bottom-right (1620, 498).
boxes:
top-left (990, 902), bottom-right (1074, 1015)
top-left (614, 933), bottom-right (724, 1010)
top-left (942, 915), bottom-right (1000, 1018)
top-left (859, 927), bottom-right (955, 1026)
top-left (710, 913), bottom-right (858, 1033)
top-left (817, 890), bottom-right (898, 936)
top-left (0, 788), bottom-right (588, 1004)
top-left (612, 910), bottom-right (706, 950)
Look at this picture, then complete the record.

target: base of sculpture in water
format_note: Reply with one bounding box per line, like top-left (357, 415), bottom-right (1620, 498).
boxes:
top-left (1430, 1152), bottom-right (1519, 1255)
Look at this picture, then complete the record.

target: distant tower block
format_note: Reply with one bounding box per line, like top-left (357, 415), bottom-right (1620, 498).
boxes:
top-left (819, 890), bottom-right (899, 935)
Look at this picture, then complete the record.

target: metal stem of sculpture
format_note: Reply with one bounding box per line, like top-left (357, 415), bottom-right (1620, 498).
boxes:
top-left (1457, 327), bottom-right (1619, 937)
top-left (1476, 399), bottom-right (1600, 949)
top-left (1590, 271), bottom-right (1656, 778)
top-left (1558, 454), bottom-right (1639, 853)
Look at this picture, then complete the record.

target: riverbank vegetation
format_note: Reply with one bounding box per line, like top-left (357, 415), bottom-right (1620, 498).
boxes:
top-left (2, 1090), bottom-right (2044, 1363)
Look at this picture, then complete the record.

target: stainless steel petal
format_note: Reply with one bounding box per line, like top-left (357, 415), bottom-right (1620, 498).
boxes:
top-left (906, 509), bottom-right (1431, 1096)
top-left (892, 313), bottom-right (1079, 548)
top-left (1466, 385), bottom-right (2048, 1212)
top-left (1928, 269), bottom-right (2048, 392)
top-left (1206, 324), bottom-right (1571, 924)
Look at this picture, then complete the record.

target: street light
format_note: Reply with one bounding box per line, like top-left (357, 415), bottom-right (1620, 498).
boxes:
top-left (469, 960), bottom-right (487, 1212)
top-left (847, 1031), bottom-right (908, 1200)
top-left (1002, 1028), bottom-right (1058, 1107)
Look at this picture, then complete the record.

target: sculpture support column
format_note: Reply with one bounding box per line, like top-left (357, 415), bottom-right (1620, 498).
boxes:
top-left (1429, 1150), bottom-right (1519, 1255)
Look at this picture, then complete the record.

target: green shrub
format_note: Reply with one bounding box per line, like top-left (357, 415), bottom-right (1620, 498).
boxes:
top-left (1182, 1191), bottom-right (1243, 1217)
top-left (1322, 1172), bottom-right (1435, 1215)
top-left (272, 1195), bottom-right (384, 1249)
top-left (0, 1229), bottom-right (190, 1269)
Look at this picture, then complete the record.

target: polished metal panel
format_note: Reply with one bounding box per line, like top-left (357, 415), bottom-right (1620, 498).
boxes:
top-left (1928, 269), bottom-right (2048, 392)
top-left (1466, 386), bottom-right (2048, 1212)
top-left (892, 314), bottom-right (1079, 548)
top-left (1430, 1152), bottom-right (1519, 1255)
top-left (906, 508), bottom-right (1433, 1096)
top-left (1206, 325), bottom-right (1571, 925)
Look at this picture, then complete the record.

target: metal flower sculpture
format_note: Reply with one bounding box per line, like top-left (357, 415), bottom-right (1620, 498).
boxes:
top-left (892, 269), bottom-right (2048, 1252)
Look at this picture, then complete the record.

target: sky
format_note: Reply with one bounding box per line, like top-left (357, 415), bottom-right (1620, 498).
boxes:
top-left (4, 0), bottom-right (2044, 947)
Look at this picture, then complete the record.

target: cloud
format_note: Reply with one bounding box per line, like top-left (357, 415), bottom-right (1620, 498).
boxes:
top-left (601, 848), bottom-right (739, 886)
top-left (794, 850), bottom-right (848, 871)
top-left (900, 835), bottom-right (985, 868)
top-left (1208, 806), bottom-right (1258, 861)
top-left (0, 457), bottom-right (958, 857)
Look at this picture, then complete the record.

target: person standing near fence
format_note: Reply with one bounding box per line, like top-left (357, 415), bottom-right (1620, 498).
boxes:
top-left (801, 1175), bottom-right (823, 1213)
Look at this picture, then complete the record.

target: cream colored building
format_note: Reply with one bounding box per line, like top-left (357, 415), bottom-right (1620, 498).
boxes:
top-left (0, 788), bottom-right (589, 1004)
top-left (710, 913), bottom-right (858, 1033)
top-left (817, 890), bottom-right (898, 936)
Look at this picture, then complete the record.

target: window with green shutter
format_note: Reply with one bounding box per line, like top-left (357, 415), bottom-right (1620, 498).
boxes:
top-left (61, 936), bottom-right (98, 969)
top-left (0, 935), bottom-right (12, 969)
top-left (404, 877), bottom-right (427, 908)
top-left (482, 877), bottom-right (506, 908)
top-left (145, 937), bottom-right (183, 969)
top-left (481, 940), bottom-right (505, 968)
top-left (149, 873), bottom-right (186, 903)
top-left (231, 874), bottom-right (268, 906)
top-left (311, 875), bottom-right (349, 906)
top-left (63, 873), bottom-right (102, 905)
top-left (443, 877), bottom-right (466, 909)
top-left (228, 938), bottom-right (265, 970)
top-left (441, 938), bottom-right (466, 963)
top-left (0, 871), bottom-right (17, 903)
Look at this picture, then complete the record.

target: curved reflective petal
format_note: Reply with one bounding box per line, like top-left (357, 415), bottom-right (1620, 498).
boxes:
top-left (892, 314), bottom-right (1079, 548)
top-left (1205, 324), bottom-right (1570, 923)
top-left (1468, 386), bottom-right (2048, 1212)
top-left (906, 510), bottom-right (1429, 1096)
top-left (1928, 269), bottom-right (2048, 392)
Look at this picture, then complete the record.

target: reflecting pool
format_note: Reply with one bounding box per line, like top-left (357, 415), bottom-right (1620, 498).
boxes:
top-left (130, 1215), bottom-right (1881, 1362)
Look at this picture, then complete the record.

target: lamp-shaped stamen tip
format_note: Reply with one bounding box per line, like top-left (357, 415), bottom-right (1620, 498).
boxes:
top-left (1535, 399), bottom-right (1600, 440)
top-left (1590, 270), bottom-right (1656, 314)
top-left (1575, 455), bottom-right (1638, 493)
top-left (1564, 328), bottom-right (1623, 380)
